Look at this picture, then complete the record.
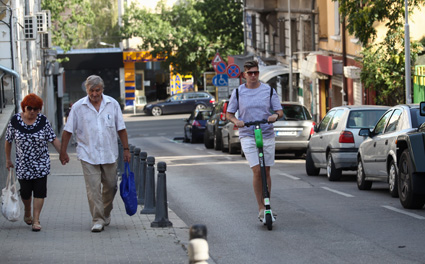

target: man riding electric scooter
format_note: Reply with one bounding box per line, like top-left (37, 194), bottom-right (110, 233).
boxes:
top-left (226, 60), bottom-right (283, 229)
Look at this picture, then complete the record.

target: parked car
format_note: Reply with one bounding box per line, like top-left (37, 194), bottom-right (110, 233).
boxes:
top-left (204, 100), bottom-right (229, 150)
top-left (184, 109), bottom-right (212, 143)
top-left (394, 102), bottom-right (425, 209)
top-left (221, 112), bottom-right (241, 154)
top-left (357, 104), bottom-right (425, 203)
top-left (144, 92), bottom-right (215, 116)
top-left (274, 102), bottom-right (315, 157)
top-left (357, 105), bottom-right (419, 197)
top-left (305, 105), bottom-right (389, 181)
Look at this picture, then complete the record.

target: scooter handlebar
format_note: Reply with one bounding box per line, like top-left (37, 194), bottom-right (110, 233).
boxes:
top-left (243, 119), bottom-right (269, 127)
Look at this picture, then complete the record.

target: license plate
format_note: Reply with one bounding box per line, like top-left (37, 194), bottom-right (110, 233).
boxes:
top-left (276, 131), bottom-right (297, 136)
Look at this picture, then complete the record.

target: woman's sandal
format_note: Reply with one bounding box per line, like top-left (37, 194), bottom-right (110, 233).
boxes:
top-left (32, 220), bottom-right (41, 232)
top-left (24, 216), bottom-right (33, 225)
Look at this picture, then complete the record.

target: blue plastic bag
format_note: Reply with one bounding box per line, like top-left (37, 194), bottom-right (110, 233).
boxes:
top-left (120, 162), bottom-right (138, 216)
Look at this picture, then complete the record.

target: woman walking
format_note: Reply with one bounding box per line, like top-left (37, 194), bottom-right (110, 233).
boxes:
top-left (5, 93), bottom-right (61, 231)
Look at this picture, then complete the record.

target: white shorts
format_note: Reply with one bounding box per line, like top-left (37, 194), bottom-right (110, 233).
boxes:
top-left (240, 136), bottom-right (275, 168)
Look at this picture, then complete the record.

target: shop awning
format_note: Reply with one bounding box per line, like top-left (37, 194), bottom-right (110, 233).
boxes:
top-left (259, 64), bottom-right (294, 83)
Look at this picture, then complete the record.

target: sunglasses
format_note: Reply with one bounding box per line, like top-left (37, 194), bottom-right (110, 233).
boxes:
top-left (246, 71), bottom-right (259, 76)
top-left (26, 106), bottom-right (40, 111)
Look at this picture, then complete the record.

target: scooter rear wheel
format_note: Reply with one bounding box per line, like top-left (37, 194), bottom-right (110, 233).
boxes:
top-left (266, 214), bottom-right (273, 230)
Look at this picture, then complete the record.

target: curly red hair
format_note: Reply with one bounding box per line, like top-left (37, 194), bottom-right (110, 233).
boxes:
top-left (21, 93), bottom-right (43, 112)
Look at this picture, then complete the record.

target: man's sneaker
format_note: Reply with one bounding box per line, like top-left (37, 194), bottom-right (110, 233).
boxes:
top-left (258, 209), bottom-right (265, 223)
top-left (91, 224), bottom-right (104, 232)
top-left (105, 216), bottom-right (111, 226)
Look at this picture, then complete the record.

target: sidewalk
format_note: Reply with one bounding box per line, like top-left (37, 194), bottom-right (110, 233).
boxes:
top-left (0, 144), bottom-right (190, 264)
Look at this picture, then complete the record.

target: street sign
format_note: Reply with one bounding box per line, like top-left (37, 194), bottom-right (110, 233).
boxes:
top-left (228, 78), bottom-right (240, 87)
top-left (214, 62), bottom-right (227, 74)
top-left (174, 74), bottom-right (182, 92)
top-left (212, 52), bottom-right (224, 65)
top-left (226, 64), bottom-right (241, 78)
top-left (212, 74), bottom-right (228, 86)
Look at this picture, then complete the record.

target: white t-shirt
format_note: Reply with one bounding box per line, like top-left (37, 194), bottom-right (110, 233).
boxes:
top-left (227, 83), bottom-right (282, 139)
top-left (64, 94), bottom-right (126, 165)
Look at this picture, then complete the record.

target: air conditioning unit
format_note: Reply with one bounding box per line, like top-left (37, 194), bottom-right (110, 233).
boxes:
top-left (36, 12), bottom-right (47, 33)
top-left (40, 32), bottom-right (51, 49)
top-left (23, 15), bottom-right (37, 40)
top-left (42, 10), bottom-right (51, 29)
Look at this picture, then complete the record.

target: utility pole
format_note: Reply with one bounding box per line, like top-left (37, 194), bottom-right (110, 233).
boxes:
top-left (405, 0), bottom-right (412, 103)
top-left (288, 0), bottom-right (293, 101)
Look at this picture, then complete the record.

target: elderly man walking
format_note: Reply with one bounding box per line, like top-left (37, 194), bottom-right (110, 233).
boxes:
top-left (60, 75), bottom-right (131, 232)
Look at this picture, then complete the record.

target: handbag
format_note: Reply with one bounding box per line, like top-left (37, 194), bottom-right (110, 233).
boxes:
top-left (1, 169), bottom-right (20, 222)
top-left (120, 162), bottom-right (138, 216)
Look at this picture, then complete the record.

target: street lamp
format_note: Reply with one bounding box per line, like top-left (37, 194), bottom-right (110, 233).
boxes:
top-left (99, 41), bottom-right (115, 48)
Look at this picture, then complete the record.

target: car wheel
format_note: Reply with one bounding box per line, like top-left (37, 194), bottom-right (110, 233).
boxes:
top-left (398, 149), bottom-right (425, 209)
top-left (388, 159), bottom-right (399, 198)
top-left (214, 129), bottom-right (222, 150)
top-left (305, 148), bottom-right (320, 176)
top-left (203, 129), bottom-right (214, 148)
top-left (327, 152), bottom-right (342, 181)
top-left (195, 104), bottom-right (206, 111)
top-left (151, 106), bottom-right (162, 116)
top-left (229, 140), bottom-right (238, 154)
top-left (183, 130), bottom-right (189, 143)
top-left (221, 136), bottom-right (229, 152)
top-left (357, 157), bottom-right (372, 190)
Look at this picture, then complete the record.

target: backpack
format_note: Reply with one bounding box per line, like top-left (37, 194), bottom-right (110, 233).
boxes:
top-left (235, 84), bottom-right (274, 105)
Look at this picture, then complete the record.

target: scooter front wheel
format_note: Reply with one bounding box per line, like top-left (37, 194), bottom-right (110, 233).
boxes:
top-left (266, 214), bottom-right (273, 230)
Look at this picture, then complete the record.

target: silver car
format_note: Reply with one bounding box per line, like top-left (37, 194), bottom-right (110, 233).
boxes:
top-left (357, 104), bottom-right (425, 196)
top-left (221, 112), bottom-right (241, 154)
top-left (274, 102), bottom-right (315, 157)
top-left (306, 105), bottom-right (389, 181)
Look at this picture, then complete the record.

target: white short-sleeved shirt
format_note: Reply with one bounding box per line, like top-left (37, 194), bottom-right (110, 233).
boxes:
top-left (64, 94), bottom-right (126, 165)
top-left (227, 83), bottom-right (282, 139)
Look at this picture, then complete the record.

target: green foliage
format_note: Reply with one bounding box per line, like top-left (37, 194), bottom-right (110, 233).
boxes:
top-left (42, 0), bottom-right (94, 52)
top-left (120, 0), bottom-right (244, 85)
top-left (360, 28), bottom-right (422, 105)
top-left (337, 0), bottom-right (425, 46)
top-left (337, 0), bottom-right (425, 104)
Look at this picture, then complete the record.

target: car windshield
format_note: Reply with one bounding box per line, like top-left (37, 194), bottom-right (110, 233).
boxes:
top-left (347, 109), bottom-right (387, 129)
top-left (410, 108), bottom-right (425, 128)
top-left (280, 105), bottom-right (311, 120)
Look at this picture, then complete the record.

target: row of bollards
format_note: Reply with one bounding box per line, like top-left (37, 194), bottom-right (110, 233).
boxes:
top-left (118, 142), bottom-right (209, 262)
top-left (118, 142), bottom-right (172, 227)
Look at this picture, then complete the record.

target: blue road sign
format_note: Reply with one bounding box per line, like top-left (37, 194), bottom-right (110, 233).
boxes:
top-left (212, 74), bottom-right (228, 87)
top-left (215, 62), bottom-right (227, 74)
top-left (226, 64), bottom-right (241, 78)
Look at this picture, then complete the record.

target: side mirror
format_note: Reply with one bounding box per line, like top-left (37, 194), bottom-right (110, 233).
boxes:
top-left (420, 102), bottom-right (425, 116)
top-left (359, 128), bottom-right (371, 137)
top-left (313, 124), bottom-right (319, 132)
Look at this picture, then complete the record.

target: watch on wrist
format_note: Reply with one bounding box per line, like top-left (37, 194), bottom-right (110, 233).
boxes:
top-left (123, 147), bottom-right (129, 151)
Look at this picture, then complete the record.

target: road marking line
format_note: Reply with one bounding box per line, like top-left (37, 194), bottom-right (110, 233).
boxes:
top-left (279, 172), bottom-right (300, 180)
top-left (382, 205), bottom-right (425, 220)
top-left (321, 187), bottom-right (354, 197)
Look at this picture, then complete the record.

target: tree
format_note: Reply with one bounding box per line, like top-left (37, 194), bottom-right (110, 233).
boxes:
top-left (120, 0), bottom-right (244, 86)
top-left (337, 0), bottom-right (425, 104)
top-left (42, 0), bottom-right (94, 52)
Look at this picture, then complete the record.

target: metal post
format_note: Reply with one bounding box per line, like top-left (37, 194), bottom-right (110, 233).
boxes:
top-left (288, 0), bottom-right (293, 101)
top-left (129, 145), bottom-right (135, 171)
top-left (117, 140), bottom-right (124, 175)
top-left (188, 224), bottom-right (209, 264)
top-left (151, 162), bottom-right (172, 227)
top-left (405, 0), bottom-right (412, 104)
top-left (138, 152), bottom-right (147, 205)
top-left (133, 147), bottom-right (141, 198)
top-left (141, 156), bottom-right (156, 214)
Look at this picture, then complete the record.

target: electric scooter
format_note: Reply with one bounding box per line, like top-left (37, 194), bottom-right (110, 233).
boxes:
top-left (244, 119), bottom-right (276, 230)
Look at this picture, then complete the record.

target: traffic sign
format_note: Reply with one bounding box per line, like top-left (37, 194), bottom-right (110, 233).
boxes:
top-left (212, 74), bottom-right (228, 86)
top-left (214, 62), bottom-right (227, 74)
top-left (212, 52), bottom-right (224, 65)
top-left (226, 64), bottom-right (241, 78)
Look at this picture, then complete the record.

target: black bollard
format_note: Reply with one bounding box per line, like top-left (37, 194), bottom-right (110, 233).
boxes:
top-left (138, 152), bottom-right (147, 205)
top-left (141, 156), bottom-right (156, 214)
top-left (151, 162), bottom-right (172, 227)
top-left (129, 145), bottom-right (135, 171)
top-left (133, 148), bottom-right (141, 198)
top-left (117, 140), bottom-right (124, 175)
top-left (189, 224), bottom-right (207, 240)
